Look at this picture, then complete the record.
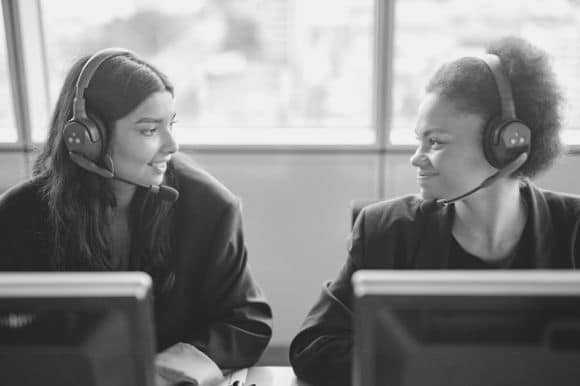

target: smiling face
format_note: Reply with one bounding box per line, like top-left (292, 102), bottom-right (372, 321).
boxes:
top-left (108, 91), bottom-right (178, 191)
top-left (410, 92), bottom-right (496, 200)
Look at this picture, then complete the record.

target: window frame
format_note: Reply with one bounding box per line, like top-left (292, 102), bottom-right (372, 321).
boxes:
top-left (2, 0), bottom-right (580, 154)
top-left (1, 0), bottom-right (50, 152)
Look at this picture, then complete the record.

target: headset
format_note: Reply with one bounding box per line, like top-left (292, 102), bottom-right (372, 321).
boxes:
top-left (63, 48), bottom-right (135, 176)
top-left (62, 48), bottom-right (179, 202)
top-left (420, 54), bottom-right (531, 213)
top-left (479, 54), bottom-right (531, 168)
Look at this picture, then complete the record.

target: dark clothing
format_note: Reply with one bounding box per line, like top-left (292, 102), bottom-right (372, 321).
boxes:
top-left (447, 193), bottom-right (533, 269)
top-left (289, 180), bottom-right (580, 386)
top-left (448, 236), bottom-right (517, 268)
top-left (0, 158), bottom-right (272, 369)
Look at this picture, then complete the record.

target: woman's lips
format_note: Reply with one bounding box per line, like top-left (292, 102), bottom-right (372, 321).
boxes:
top-left (149, 161), bottom-right (167, 174)
top-left (416, 170), bottom-right (439, 178)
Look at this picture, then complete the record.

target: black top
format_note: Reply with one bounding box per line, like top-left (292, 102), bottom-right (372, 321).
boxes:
top-left (449, 236), bottom-right (519, 268)
top-left (448, 204), bottom-right (532, 269)
top-left (0, 155), bottom-right (273, 369)
top-left (290, 180), bottom-right (580, 386)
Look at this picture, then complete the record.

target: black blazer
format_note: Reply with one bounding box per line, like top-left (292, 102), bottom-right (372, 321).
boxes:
top-left (289, 180), bottom-right (580, 386)
top-left (0, 157), bottom-right (273, 369)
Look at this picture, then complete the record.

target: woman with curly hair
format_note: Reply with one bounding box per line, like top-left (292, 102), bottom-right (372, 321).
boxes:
top-left (290, 36), bottom-right (580, 386)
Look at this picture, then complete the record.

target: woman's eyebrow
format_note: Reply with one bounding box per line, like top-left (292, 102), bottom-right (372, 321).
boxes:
top-left (134, 112), bottom-right (176, 124)
top-left (414, 128), bottom-right (450, 138)
top-left (135, 117), bottom-right (163, 124)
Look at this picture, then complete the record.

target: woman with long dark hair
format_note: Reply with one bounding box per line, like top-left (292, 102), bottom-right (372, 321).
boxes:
top-left (0, 48), bottom-right (272, 384)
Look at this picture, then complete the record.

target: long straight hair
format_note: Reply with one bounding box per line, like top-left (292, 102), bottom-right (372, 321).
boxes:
top-left (33, 52), bottom-right (177, 289)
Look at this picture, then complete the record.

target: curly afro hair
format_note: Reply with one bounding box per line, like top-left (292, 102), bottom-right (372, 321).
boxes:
top-left (425, 36), bottom-right (564, 178)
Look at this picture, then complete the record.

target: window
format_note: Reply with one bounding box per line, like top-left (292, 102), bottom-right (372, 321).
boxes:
top-left (40, 0), bottom-right (374, 145)
top-left (0, 5), bottom-right (17, 143)
top-left (391, 0), bottom-right (580, 146)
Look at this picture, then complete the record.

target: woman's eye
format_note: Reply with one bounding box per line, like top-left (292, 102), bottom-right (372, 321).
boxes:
top-left (140, 127), bottom-right (157, 136)
top-left (429, 138), bottom-right (442, 146)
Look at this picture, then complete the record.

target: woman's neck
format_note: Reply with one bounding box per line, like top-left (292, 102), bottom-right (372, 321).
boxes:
top-left (452, 179), bottom-right (527, 261)
top-left (108, 179), bottom-right (137, 211)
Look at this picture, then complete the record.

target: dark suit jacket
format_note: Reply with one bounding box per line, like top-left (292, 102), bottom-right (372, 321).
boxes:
top-left (0, 156), bottom-right (273, 369)
top-left (289, 180), bottom-right (580, 386)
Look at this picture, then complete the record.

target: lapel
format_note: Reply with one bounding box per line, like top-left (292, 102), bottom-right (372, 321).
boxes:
top-left (413, 204), bottom-right (454, 268)
top-left (521, 179), bottom-right (555, 268)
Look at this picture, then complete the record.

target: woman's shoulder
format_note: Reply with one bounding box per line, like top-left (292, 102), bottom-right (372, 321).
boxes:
top-left (361, 194), bottom-right (424, 222)
top-left (526, 181), bottom-right (580, 216)
top-left (357, 194), bottom-right (426, 234)
top-left (0, 177), bottom-right (45, 213)
top-left (170, 154), bottom-right (238, 209)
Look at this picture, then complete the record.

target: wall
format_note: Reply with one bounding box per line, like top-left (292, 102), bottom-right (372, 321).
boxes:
top-left (189, 149), bottom-right (580, 347)
top-left (3, 149), bottom-right (580, 348)
top-left (188, 150), bottom-right (379, 347)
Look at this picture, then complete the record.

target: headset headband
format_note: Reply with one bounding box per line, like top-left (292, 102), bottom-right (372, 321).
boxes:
top-left (72, 48), bottom-right (135, 121)
top-left (479, 54), bottom-right (516, 120)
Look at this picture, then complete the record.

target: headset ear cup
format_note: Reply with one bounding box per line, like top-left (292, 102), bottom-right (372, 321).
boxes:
top-left (86, 111), bottom-right (108, 161)
top-left (62, 113), bottom-right (105, 163)
top-left (63, 119), bottom-right (97, 162)
top-left (482, 116), bottom-right (505, 169)
top-left (483, 116), bottom-right (531, 170)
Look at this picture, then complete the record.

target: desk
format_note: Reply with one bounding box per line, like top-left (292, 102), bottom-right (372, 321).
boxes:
top-left (223, 366), bottom-right (311, 386)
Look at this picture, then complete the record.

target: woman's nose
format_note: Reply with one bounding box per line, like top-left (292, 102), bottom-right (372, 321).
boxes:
top-left (410, 147), bottom-right (428, 168)
top-left (162, 129), bottom-right (179, 154)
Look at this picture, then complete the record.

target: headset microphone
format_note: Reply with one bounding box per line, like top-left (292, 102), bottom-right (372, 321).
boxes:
top-left (69, 152), bottom-right (180, 203)
top-left (114, 175), bottom-right (179, 203)
top-left (420, 152), bottom-right (528, 214)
